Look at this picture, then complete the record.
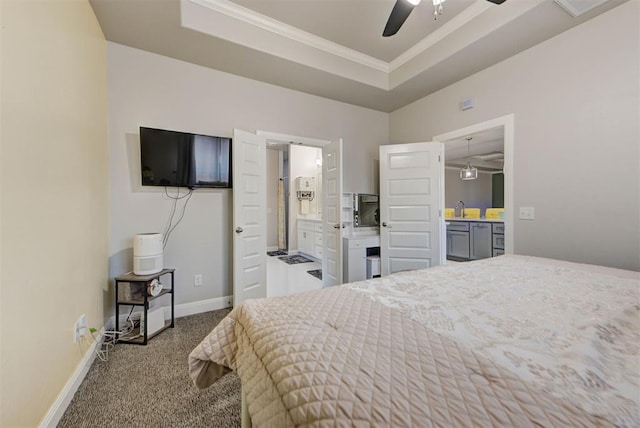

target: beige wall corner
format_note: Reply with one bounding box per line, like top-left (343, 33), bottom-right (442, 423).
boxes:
top-left (0, 1), bottom-right (108, 426)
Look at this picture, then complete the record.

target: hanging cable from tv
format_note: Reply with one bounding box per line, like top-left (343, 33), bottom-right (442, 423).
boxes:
top-left (162, 186), bottom-right (194, 249)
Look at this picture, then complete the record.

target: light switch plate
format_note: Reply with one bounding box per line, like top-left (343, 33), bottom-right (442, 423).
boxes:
top-left (519, 207), bottom-right (535, 220)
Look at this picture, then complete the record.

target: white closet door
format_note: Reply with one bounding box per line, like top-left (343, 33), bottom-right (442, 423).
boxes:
top-left (379, 142), bottom-right (443, 276)
top-left (232, 129), bottom-right (267, 306)
top-left (322, 139), bottom-right (343, 287)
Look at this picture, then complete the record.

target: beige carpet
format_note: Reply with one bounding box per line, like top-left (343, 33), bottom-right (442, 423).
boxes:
top-left (58, 309), bottom-right (241, 427)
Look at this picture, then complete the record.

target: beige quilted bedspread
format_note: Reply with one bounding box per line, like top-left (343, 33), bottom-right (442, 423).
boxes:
top-left (189, 285), bottom-right (611, 427)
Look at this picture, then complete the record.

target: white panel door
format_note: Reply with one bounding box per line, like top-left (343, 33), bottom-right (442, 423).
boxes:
top-left (322, 139), bottom-right (343, 287)
top-left (379, 142), bottom-right (443, 276)
top-left (233, 129), bottom-right (267, 306)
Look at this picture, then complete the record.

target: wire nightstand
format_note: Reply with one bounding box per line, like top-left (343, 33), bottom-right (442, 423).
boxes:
top-left (114, 268), bottom-right (175, 345)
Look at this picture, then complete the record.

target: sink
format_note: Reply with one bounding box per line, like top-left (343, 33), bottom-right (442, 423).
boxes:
top-left (445, 207), bottom-right (482, 219)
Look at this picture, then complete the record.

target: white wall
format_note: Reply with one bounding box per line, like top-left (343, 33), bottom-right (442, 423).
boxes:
top-left (391, 1), bottom-right (639, 271)
top-left (107, 43), bottom-right (388, 308)
top-left (1, 1), bottom-right (108, 425)
top-left (291, 145), bottom-right (322, 218)
top-left (289, 145), bottom-right (322, 251)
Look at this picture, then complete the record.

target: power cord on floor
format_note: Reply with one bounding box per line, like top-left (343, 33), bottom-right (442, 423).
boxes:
top-left (83, 307), bottom-right (137, 362)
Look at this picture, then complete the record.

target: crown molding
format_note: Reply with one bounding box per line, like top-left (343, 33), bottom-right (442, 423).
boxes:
top-left (188, 0), bottom-right (499, 76)
top-left (184, 0), bottom-right (542, 92)
top-left (389, 0), bottom-right (492, 71)
top-left (188, 0), bottom-right (390, 73)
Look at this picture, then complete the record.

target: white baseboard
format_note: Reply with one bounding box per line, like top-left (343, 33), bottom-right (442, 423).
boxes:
top-left (44, 297), bottom-right (233, 426)
top-left (172, 295), bottom-right (233, 318)
top-left (106, 295), bottom-right (233, 330)
top-left (39, 329), bottom-right (104, 428)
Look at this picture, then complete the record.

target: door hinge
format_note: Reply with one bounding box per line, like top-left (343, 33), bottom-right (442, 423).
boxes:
top-left (438, 155), bottom-right (441, 162)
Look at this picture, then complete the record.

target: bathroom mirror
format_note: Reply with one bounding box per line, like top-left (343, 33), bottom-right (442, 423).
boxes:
top-left (353, 193), bottom-right (379, 227)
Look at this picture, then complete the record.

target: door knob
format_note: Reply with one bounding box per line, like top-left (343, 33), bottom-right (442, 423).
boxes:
top-left (382, 222), bottom-right (391, 228)
top-left (333, 223), bottom-right (342, 229)
top-left (235, 227), bottom-right (244, 233)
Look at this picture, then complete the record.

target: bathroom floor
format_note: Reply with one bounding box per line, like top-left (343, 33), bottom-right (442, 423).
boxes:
top-left (267, 252), bottom-right (323, 298)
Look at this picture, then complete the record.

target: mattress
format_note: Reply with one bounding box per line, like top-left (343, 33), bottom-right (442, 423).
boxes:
top-left (189, 255), bottom-right (639, 427)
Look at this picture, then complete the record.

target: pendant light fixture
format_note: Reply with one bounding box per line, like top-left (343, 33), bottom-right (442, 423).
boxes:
top-left (460, 137), bottom-right (478, 180)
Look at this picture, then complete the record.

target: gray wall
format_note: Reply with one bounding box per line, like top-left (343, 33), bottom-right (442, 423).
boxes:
top-left (391, 2), bottom-right (639, 271)
top-left (107, 43), bottom-right (388, 309)
top-left (444, 169), bottom-right (493, 212)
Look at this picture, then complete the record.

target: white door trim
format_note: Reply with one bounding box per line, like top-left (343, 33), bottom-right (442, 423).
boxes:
top-left (432, 114), bottom-right (514, 254)
top-left (256, 130), bottom-right (331, 147)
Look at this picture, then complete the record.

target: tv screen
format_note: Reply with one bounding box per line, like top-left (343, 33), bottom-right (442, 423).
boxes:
top-left (140, 127), bottom-right (232, 188)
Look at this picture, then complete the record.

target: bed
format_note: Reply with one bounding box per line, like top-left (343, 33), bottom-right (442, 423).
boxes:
top-left (189, 255), bottom-right (639, 427)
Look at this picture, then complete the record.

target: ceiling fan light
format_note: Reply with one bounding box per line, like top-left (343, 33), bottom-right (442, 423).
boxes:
top-left (407, 0), bottom-right (421, 5)
top-left (460, 164), bottom-right (478, 180)
top-left (432, 0), bottom-right (446, 19)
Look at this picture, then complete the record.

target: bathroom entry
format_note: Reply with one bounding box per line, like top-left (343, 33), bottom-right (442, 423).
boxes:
top-left (266, 143), bottom-right (323, 253)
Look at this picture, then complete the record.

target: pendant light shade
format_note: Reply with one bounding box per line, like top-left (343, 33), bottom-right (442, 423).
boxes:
top-left (460, 164), bottom-right (478, 180)
top-left (460, 137), bottom-right (478, 180)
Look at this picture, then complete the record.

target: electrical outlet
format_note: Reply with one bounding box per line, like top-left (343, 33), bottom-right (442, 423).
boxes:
top-left (74, 314), bottom-right (87, 343)
top-left (194, 274), bottom-right (203, 287)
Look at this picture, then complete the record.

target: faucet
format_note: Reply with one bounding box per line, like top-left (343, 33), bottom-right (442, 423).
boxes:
top-left (455, 200), bottom-right (465, 218)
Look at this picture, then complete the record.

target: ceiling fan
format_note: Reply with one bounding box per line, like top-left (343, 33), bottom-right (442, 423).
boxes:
top-left (383, 0), bottom-right (507, 37)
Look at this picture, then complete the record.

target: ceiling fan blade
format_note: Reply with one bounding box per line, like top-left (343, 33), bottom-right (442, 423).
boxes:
top-left (382, 0), bottom-right (417, 37)
top-left (383, 0), bottom-right (506, 38)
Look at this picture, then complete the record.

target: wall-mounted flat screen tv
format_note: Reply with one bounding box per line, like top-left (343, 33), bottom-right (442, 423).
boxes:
top-left (140, 127), bottom-right (232, 188)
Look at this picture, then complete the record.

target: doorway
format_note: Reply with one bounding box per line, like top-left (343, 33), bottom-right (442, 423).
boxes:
top-left (433, 114), bottom-right (515, 258)
top-left (258, 132), bottom-right (331, 297)
top-left (265, 143), bottom-right (323, 255)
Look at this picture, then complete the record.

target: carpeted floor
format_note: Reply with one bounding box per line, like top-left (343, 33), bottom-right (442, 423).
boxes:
top-left (58, 310), bottom-right (241, 428)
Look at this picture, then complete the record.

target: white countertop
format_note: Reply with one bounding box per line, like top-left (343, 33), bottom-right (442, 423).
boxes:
top-left (446, 217), bottom-right (504, 223)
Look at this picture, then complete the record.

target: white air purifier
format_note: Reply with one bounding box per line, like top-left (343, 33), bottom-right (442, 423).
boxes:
top-left (133, 233), bottom-right (163, 275)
